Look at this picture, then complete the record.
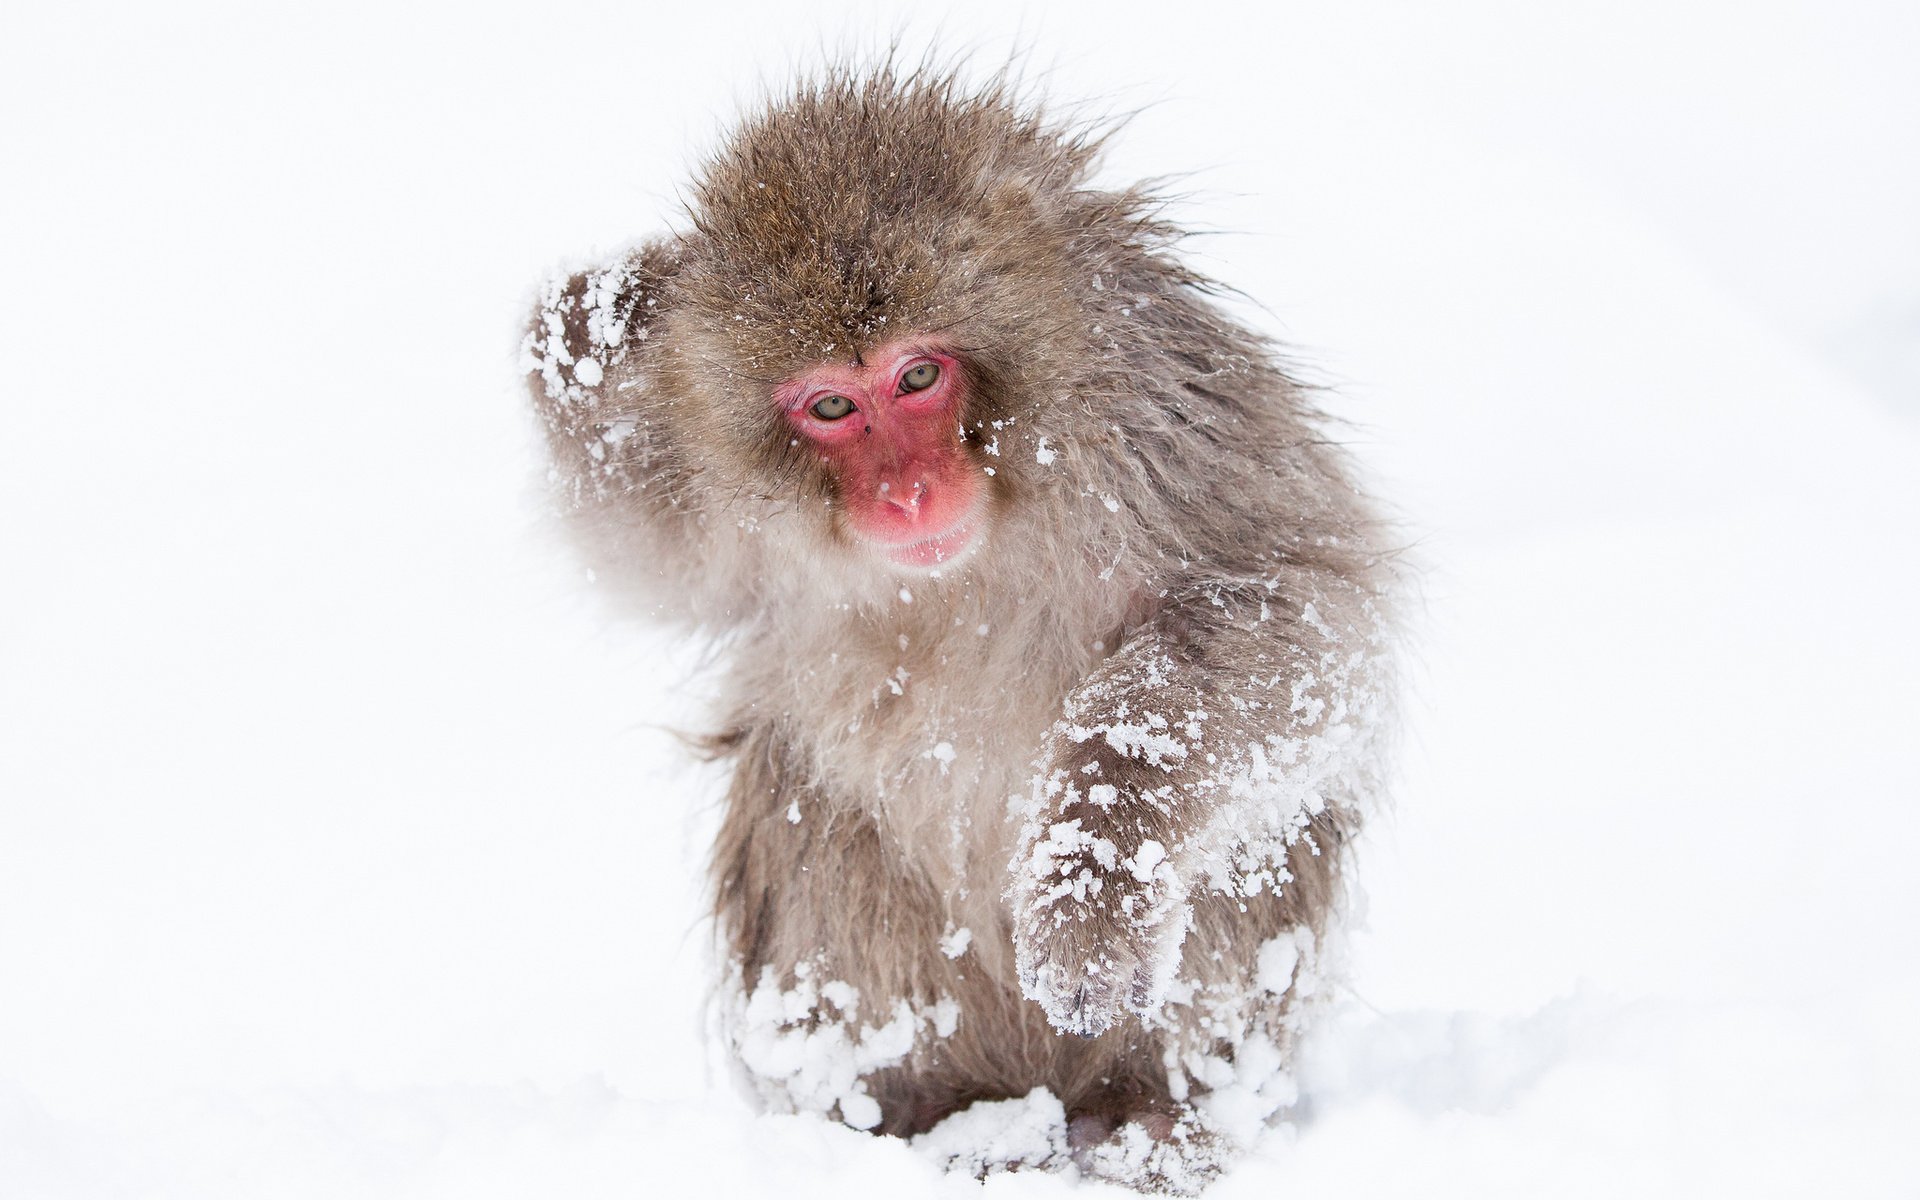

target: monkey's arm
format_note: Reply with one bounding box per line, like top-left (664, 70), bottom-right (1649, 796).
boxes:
top-left (1010, 580), bottom-right (1387, 1037)
top-left (523, 243), bottom-right (752, 614)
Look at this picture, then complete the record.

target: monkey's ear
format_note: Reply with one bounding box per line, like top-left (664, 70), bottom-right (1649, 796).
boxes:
top-left (523, 239), bottom-right (682, 409)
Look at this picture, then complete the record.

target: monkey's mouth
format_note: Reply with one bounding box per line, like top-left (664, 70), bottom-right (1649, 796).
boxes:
top-left (861, 490), bottom-right (988, 572)
top-left (850, 487), bottom-right (989, 573)
top-left (883, 518), bottom-right (982, 570)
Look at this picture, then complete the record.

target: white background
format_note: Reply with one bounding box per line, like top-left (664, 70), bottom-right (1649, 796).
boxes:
top-left (4, 1), bottom-right (1917, 1195)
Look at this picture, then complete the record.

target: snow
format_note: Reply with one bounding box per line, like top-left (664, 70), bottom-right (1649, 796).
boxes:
top-left (1253, 932), bottom-right (1303, 998)
top-left (1125, 840), bottom-right (1165, 884)
top-left (731, 964), bottom-right (963, 1131)
top-left (4, 2), bottom-right (1919, 1198)
top-left (912, 1090), bottom-right (1070, 1180)
top-left (939, 925), bottom-right (974, 960)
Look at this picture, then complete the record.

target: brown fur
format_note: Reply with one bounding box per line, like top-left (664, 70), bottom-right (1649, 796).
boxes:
top-left (524, 64), bottom-right (1397, 1193)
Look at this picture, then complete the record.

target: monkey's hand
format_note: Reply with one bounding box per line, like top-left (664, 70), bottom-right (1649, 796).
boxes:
top-left (1011, 765), bottom-right (1194, 1039)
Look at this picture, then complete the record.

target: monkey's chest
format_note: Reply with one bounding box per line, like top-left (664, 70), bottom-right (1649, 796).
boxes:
top-left (742, 637), bottom-right (1079, 872)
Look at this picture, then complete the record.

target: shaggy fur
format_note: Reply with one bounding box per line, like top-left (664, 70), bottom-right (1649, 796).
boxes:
top-left (523, 65), bottom-right (1396, 1193)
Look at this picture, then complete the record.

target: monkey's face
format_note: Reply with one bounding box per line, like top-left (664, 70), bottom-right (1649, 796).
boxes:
top-left (773, 341), bottom-right (987, 571)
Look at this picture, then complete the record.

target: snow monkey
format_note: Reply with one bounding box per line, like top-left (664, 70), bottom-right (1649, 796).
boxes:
top-left (524, 66), bottom-right (1396, 1193)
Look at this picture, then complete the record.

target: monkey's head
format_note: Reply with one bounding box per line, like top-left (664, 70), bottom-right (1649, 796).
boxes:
top-left (637, 69), bottom-right (1166, 578)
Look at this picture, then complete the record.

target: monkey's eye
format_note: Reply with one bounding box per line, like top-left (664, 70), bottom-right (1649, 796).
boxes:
top-left (898, 362), bottom-right (941, 393)
top-left (810, 394), bottom-right (856, 421)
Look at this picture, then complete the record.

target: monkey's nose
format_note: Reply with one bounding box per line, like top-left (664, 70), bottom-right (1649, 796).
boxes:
top-left (877, 479), bottom-right (928, 519)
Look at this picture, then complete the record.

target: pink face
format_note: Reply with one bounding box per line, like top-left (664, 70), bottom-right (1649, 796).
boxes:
top-left (776, 343), bottom-right (986, 571)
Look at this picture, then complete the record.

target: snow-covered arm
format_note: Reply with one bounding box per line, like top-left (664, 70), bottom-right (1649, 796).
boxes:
top-left (522, 241), bottom-right (754, 617)
top-left (1010, 579), bottom-right (1388, 1037)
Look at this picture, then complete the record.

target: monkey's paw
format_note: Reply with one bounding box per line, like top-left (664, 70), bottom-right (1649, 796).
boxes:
top-left (1070, 1107), bottom-right (1223, 1196)
top-left (1010, 817), bottom-right (1192, 1038)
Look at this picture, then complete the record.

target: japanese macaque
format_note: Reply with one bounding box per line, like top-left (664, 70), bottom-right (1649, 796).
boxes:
top-left (524, 66), bottom-right (1396, 1193)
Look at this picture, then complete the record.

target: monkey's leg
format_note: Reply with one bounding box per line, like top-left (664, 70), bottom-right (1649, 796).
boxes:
top-left (711, 728), bottom-right (1040, 1136)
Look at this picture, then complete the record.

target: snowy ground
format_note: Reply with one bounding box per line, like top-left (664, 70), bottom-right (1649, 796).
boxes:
top-left (4, 2), bottom-right (1918, 1196)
